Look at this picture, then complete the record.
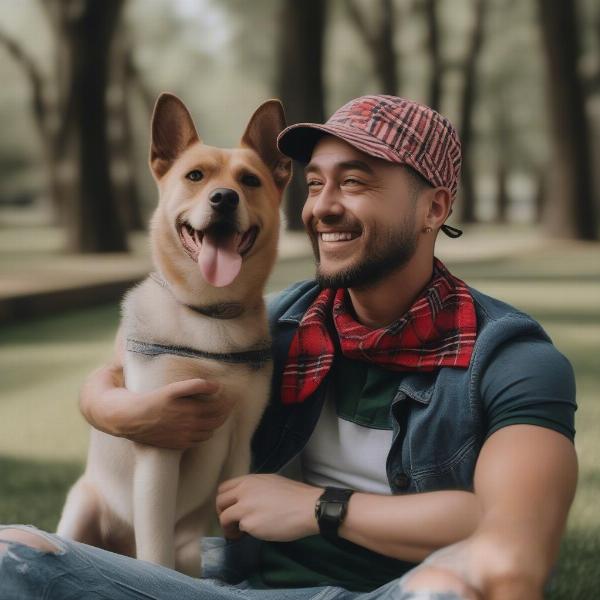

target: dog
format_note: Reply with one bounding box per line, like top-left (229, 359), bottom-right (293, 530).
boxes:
top-left (56, 93), bottom-right (291, 576)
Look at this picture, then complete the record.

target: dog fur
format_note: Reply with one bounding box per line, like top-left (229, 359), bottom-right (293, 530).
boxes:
top-left (56, 93), bottom-right (291, 576)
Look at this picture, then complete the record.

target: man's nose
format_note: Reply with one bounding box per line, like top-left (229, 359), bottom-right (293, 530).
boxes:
top-left (309, 184), bottom-right (344, 220)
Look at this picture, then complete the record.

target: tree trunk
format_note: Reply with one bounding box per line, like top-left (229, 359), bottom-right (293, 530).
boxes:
top-left (458, 0), bottom-right (487, 224)
top-left (62, 0), bottom-right (128, 252)
top-left (276, 0), bottom-right (327, 231)
top-left (0, 29), bottom-right (66, 224)
top-left (533, 167), bottom-right (546, 224)
top-left (424, 0), bottom-right (443, 111)
top-left (537, 0), bottom-right (597, 240)
top-left (495, 161), bottom-right (509, 223)
top-left (345, 0), bottom-right (399, 95)
top-left (374, 0), bottom-right (398, 95)
top-left (110, 33), bottom-right (145, 231)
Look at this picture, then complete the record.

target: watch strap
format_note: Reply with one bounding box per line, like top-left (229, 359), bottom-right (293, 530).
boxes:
top-left (315, 486), bottom-right (355, 542)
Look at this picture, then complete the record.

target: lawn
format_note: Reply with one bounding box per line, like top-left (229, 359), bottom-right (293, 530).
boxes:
top-left (1, 240), bottom-right (599, 598)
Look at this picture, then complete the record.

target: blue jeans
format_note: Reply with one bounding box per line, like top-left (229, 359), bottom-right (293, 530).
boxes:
top-left (0, 524), bottom-right (465, 599)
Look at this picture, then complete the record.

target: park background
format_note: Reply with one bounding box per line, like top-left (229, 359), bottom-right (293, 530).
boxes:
top-left (0, 0), bottom-right (599, 597)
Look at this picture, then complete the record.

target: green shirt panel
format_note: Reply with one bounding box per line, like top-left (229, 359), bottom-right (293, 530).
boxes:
top-left (246, 534), bottom-right (415, 592)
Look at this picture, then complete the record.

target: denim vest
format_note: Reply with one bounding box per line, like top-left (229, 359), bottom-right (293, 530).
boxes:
top-left (250, 279), bottom-right (553, 495)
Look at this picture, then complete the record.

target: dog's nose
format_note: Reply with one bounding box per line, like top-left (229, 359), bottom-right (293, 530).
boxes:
top-left (208, 188), bottom-right (239, 214)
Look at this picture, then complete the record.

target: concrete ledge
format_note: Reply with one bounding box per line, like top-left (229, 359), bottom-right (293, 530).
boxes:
top-left (0, 278), bottom-right (143, 323)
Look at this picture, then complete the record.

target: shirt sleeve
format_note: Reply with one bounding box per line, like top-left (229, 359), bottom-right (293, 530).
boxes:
top-left (480, 337), bottom-right (577, 442)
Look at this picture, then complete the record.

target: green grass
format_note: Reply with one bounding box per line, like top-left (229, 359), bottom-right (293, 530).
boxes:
top-left (1, 242), bottom-right (599, 597)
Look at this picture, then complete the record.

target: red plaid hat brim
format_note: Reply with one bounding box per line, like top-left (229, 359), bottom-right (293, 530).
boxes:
top-left (277, 122), bottom-right (397, 165)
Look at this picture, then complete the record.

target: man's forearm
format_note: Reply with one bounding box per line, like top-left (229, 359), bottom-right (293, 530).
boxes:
top-left (79, 363), bottom-right (128, 436)
top-left (471, 425), bottom-right (578, 591)
top-left (338, 489), bottom-right (481, 562)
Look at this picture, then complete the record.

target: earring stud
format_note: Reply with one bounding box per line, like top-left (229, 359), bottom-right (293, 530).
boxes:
top-left (424, 226), bottom-right (433, 233)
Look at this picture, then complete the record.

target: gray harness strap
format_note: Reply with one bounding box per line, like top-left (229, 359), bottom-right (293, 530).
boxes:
top-left (126, 339), bottom-right (272, 370)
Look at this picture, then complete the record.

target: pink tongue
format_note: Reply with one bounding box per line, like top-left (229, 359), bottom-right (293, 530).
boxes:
top-left (197, 231), bottom-right (242, 287)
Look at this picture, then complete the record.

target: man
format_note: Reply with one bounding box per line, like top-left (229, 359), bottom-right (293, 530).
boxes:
top-left (0, 96), bottom-right (577, 600)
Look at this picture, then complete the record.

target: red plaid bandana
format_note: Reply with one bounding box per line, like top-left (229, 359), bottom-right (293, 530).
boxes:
top-left (281, 258), bottom-right (477, 405)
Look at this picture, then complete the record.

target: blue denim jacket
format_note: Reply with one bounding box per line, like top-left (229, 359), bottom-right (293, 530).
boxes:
top-left (250, 279), bottom-right (571, 494)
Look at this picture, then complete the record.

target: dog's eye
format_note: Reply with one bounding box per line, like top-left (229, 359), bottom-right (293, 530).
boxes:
top-left (186, 170), bottom-right (204, 182)
top-left (241, 174), bottom-right (261, 187)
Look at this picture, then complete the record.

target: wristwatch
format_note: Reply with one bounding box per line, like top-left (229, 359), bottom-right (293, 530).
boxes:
top-left (314, 486), bottom-right (355, 542)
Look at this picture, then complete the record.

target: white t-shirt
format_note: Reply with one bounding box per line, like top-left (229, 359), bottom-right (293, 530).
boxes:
top-left (300, 379), bottom-right (394, 495)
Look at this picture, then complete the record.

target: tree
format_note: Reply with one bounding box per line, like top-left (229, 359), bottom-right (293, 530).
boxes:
top-left (458, 0), bottom-right (488, 224)
top-left (276, 0), bottom-right (328, 231)
top-left (537, 0), bottom-right (597, 240)
top-left (423, 0), bottom-right (443, 111)
top-left (54, 0), bottom-right (128, 252)
top-left (344, 0), bottom-right (399, 95)
top-left (1, 0), bottom-right (130, 251)
top-left (0, 28), bottom-right (68, 224)
top-left (109, 30), bottom-right (147, 232)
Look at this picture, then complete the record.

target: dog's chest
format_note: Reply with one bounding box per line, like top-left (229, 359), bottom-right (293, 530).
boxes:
top-left (120, 278), bottom-right (272, 392)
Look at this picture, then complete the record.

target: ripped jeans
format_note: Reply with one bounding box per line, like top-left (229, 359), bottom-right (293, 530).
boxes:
top-left (0, 524), bottom-right (466, 600)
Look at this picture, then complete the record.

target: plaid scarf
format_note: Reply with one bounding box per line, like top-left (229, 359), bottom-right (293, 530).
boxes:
top-left (281, 258), bottom-right (477, 405)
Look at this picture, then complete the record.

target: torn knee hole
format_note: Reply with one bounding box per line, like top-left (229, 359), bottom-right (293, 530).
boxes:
top-left (0, 528), bottom-right (62, 554)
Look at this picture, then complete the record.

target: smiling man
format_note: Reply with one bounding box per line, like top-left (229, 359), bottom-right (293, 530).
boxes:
top-left (0, 96), bottom-right (577, 600)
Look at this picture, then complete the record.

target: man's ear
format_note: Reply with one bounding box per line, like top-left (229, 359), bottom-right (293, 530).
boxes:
top-left (424, 188), bottom-right (453, 230)
top-left (150, 93), bottom-right (201, 179)
top-left (240, 99), bottom-right (292, 191)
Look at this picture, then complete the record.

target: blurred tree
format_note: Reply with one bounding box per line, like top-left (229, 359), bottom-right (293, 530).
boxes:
top-left (344, 0), bottom-right (399, 95)
top-left (0, 28), bottom-right (66, 224)
top-left (109, 28), bottom-right (145, 232)
top-left (423, 0), bottom-right (443, 110)
top-left (44, 0), bottom-right (128, 252)
top-left (537, 0), bottom-right (597, 240)
top-left (276, 0), bottom-right (328, 230)
top-left (492, 101), bottom-right (511, 222)
top-left (458, 0), bottom-right (488, 224)
top-left (0, 1), bottom-right (132, 250)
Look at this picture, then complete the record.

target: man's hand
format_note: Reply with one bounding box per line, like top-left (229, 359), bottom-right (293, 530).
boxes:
top-left (402, 531), bottom-right (542, 600)
top-left (216, 474), bottom-right (323, 542)
top-left (79, 362), bottom-right (229, 450)
top-left (402, 425), bottom-right (577, 599)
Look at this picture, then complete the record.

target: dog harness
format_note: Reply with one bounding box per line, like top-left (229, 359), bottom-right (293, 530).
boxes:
top-left (126, 339), bottom-right (272, 370)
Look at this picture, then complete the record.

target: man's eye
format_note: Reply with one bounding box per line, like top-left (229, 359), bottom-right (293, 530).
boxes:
top-left (186, 170), bottom-right (204, 182)
top-left (343, 178), bottom-right (361, 185)
top-left (307, 180), bottom-right (322, 187)
top-left (241, 174), bottom-right (261, 187)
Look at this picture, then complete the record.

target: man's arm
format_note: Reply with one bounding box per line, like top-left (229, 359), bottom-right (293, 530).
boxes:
top-left (79, 328), bottom-right (230, 449)
top-left (216, 474), bottom-right (481, 562)
top-left (339, 487), bottom-right (481, 562)
top-left (402, 424), bottom-right (578, 599)
top-left (216, 422), bottom-right (576, 584)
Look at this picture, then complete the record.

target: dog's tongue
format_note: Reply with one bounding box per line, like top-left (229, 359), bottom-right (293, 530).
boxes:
top-left (197, 230), bottom-right (242, 287)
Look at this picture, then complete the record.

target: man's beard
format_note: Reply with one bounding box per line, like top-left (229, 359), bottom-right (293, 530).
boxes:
top-left (309, 214), bottom-right (419, 290)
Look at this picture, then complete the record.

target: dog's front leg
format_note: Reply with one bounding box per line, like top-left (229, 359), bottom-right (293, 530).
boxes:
top-left (133, 444), bottom-right (182, 569)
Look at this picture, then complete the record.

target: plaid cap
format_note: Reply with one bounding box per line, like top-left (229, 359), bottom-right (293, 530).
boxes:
top-left (277, 95), bottom-right (463, 238)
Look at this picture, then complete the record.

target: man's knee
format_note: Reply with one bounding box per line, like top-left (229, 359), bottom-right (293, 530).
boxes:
top-left (0, 527), bottom-right (62, 555)
top-left (402, 566), bottom-right (480, 599)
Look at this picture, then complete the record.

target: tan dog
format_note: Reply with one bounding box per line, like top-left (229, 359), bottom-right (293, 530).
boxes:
top-left (56, 94), bottom-right (291, 576)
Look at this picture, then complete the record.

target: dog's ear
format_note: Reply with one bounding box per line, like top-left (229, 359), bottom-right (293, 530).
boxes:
top-left (150, 93), bottom-right (201, 179)
top-left (240, 99), bottom-right (292, 191)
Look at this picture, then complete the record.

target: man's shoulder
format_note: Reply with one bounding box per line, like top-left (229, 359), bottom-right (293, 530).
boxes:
top-left (466, 285), bottom-right (573, 386)
top-left (467, 285), bottom-right (552, 348)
